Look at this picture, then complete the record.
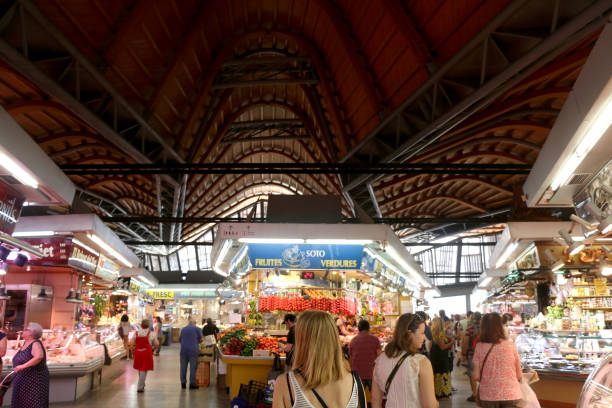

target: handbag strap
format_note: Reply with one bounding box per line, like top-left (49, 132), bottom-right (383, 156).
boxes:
top-left (384, 352), bottom-right (410, 397)
top-left (352, 371), bottom-right (367, 408)
top-left (286, 373), bottom-right (294, 406)
top-left (479, 343), bottom-right (495, 380)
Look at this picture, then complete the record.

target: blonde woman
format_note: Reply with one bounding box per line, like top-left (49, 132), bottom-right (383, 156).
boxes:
top-left (371, 313), bottom-right (438, 408)
top-left (430, 317), bottom-right (453, 400)
top-left (273, 310), bottom-right (366, 408)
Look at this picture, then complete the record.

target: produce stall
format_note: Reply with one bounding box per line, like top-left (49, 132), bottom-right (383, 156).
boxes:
top-left (211, 223), bottom-right (434, 398)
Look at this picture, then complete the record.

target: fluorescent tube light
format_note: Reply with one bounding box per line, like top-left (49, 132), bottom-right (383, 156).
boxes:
top-left (88, 234), bottom-right (133, 268)
top-left (551, 95), bottom-right (612, 191)
top-left (495, 241), bottom-right (519, 268)
top-left (386, 245), bottom-right (429, 288)
top-left (238, 238), bottom-right (304, 244)
top-left (12, 231), bottom-right (55, 237)
top-left (0, 153), bottom-right (38, 188)
top-left (602, 267), bottom-right (612, 276)
top-left (214, 240), bottom-right (232, 275)
top-left (304, 239), bottom-right (372, 245)
top-left (569, 243), bottom-right (585, 256)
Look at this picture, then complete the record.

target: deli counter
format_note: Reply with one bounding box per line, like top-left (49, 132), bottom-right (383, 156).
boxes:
top-left (0, 329), bottom-right (120, 405)
top-left (517, 328), bottom-right (612, 408)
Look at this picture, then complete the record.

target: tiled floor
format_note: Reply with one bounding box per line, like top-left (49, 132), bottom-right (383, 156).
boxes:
top-left (51, 344), bottom-right (230, 408)
top-left (51, 345), bottom-right (475, 408)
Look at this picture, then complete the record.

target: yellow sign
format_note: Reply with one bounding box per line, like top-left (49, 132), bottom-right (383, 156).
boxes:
top-left (146, 290), bottom-right (174, 299)
top-left (594, 278), bottom-right (608, 296)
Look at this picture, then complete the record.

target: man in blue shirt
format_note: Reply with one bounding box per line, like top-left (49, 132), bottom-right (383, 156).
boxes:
top-left (179, 318), bottom-right (203, 389)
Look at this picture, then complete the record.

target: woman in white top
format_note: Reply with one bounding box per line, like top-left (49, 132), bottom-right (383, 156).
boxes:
top-left (273, 310), bottom-right (366, 408)
top-left (372, 313), bottom-right (438, 408)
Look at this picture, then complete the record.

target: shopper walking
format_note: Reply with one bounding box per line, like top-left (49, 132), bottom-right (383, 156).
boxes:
top-left (133, 319), bottom-right (158, 392)
top-left (430, 317), bottom-right (453, 400)
top-left (153, 316), bottom-right (163, 355)
top-left (461, 311), bottom-right (481, 402)
top-left (179, 318), bottom-right (203, 389)
top-left (272, 310), bottom-right (366, 408)
top-left (371, 313), bottom-right (438, 408)
top-left (349, 320), bottom-right (381, 389)
top-left (472, 313), bottom-right (522, 408)
top-left (11, 322), bottom-right (49, 408)
top-left (118, 314), bottom-right (133, 360)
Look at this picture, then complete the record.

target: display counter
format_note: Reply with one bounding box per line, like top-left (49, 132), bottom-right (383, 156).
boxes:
top-left (0, 330), bottom-right (106, 405)
top-left (517, 328), bottom-right (612, 408)
top-left (218, 347), bottom-right (285, 398)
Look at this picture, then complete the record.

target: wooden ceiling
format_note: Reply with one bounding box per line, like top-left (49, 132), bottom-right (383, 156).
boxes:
top-left (0, 0), bottom-right (606, 245)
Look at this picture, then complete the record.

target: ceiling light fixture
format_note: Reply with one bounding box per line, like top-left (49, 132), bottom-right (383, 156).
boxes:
top-left (495, 241), bottom-right (519, 269)
top-left (551, 93), bottom-right (612, 191)
top-left (584, 201), bottom-right (612, 235)
top-left (559, 230), bottom-right (585, 256)
top-left (0, 152), bottom-right (38, 188)
top-left (88, 234), bottom-right (133, 267)
top-left (12, 231), bottom-right (55, 237)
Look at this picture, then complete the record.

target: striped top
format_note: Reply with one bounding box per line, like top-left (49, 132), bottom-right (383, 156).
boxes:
top-left (288, 371), bottom-right (359, 408)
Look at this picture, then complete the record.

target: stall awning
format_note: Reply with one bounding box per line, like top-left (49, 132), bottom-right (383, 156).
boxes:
top-left (210, 223), bottom-right (435, 292)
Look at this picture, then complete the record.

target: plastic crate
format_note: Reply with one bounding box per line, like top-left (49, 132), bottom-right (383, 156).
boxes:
top-left (238, 380), bottom-right (267, 403)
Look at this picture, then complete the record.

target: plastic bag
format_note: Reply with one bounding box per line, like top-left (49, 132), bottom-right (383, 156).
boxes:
top-left (520, 378), bottom-right (541, 408)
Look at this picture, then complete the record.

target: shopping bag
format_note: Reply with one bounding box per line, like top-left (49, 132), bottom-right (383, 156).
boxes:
top-left (204, 334), bottom-right (216, 346)
top-left (263, 353), bottom-right (283, 404)
top-left (520, 378), bottom-right (541, 408)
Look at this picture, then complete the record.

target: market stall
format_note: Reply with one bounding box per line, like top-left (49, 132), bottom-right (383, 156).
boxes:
top-left (4, 214), bottom-right (141, 403)
top-left (486, 222), bottom-right (612, 408)
top-left (211, 222), bottom-right (435, 399)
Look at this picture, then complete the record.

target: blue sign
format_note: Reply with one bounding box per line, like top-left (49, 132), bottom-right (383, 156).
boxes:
top-left (360, 250), bottom-right (386, 276)
top-left (247, 244), bottom-right (364, 270)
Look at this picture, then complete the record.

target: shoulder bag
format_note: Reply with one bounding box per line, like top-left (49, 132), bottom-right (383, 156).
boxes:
top-left (382, 352), bottom-right (410, 408)
top-left (475, 344), bottom-right (495, 407)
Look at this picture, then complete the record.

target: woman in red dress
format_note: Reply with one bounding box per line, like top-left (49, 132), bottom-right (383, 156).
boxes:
top-left (132, 319), bottom-right (158, 393)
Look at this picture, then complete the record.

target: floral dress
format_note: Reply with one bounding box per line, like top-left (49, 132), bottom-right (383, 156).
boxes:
top-left (11, 340), bottom-right (49, 408)
top-left (431, 334), bottom-right (451, 398)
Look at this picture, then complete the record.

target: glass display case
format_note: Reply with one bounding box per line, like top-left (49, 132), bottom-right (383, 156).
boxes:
top-left (95, 326), bottom-right (125, 360)
top-left (2, 329), bottom-right (105, 375)
top-left (578, 353), bottom-right (612, 408)
top-left (516, 328), bottom-right (612, 376)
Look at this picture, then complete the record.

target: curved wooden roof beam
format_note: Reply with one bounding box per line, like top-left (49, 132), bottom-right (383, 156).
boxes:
top-left (186, 99), bottom-right (340, 203)
top-left (48, 142), bottom-right (126, 160)
top-left (378, 176), bottom-right (512, 208)
top-left (179, 29), bottom-right (353, 151)
top-left (86, 176), bottom-right (156, 194)
top-left (115, 197), bottom-right (157, 214)
top-left (87, 182), bottom-right (157, 208)
top-left (386, 195), bottom-right (487, 216)
top-left (443, 150), bottom-right (530, 165)
top-left (443, 87), bottom-right (571, 139)
top-left (186, 150), bottom-right (338, 216)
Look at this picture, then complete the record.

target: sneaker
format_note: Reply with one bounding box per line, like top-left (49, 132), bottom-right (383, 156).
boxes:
top-left (467, 395), bottom-right (476, 402)
top-left (181, 383), bottom-right (186, 389)
top-left (189, 384), bottom-right (199, 390)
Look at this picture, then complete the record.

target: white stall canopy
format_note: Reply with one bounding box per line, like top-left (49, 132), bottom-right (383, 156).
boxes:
top-left (524, 21), bottom-right (612, 207)
top-left (210, 222), bottom-right (436, 293)
top-left (119, 267), bottom-right (158, 288)
top-left (0, 106), bottom-right (75, 206)
top-left (13, 214), bottom-right (139, 268)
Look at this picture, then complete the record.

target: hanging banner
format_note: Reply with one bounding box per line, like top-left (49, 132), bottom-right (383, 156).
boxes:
top-left (247, 244), bottom-right (363, 270)
top-left (0, 181), bottom-right (25, 235)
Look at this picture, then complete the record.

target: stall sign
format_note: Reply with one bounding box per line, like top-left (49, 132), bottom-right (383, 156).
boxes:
top-left (175, 290), bottom-right (216, 298)
top-left (21, 237), bottom-right (71, 265)
top-left (0, 181), bottom-right (25, 235)
top-left (129, 280), bottom-right (141, 293)
top-left (95, 255), bottom-right (120, 281)
top-left (248, 243), bottom-right (363, 270)
top-left (146, 290), bottom-right (174, 299)
top-left (68, 242), bottom-right (99, 274)
top-left (360, 250), bottom-right (387, 276)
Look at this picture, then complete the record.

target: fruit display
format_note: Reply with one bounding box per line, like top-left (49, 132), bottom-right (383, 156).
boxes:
top-left (223, 337), bottom-right (245, 355)
top-left (255, 336), bottom-right (280, 354)
top-left (259, 294), bottom-right (359, 315)
top-left (218, 324), bottom-right (246, 343)
top-left (247, 300), bottom-right (263, 326)
top-left (240, 337), bottom-right (259, 356)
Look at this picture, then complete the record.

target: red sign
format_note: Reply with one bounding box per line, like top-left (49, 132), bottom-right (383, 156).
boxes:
top-left (0, 181), bottom-right (25, 235)
top-left (23, 237), bottom-right (71, 265)
top-left (19, 237), bottom-right (99, 274)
